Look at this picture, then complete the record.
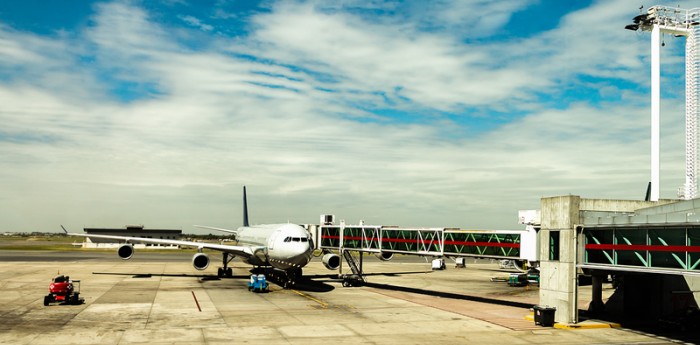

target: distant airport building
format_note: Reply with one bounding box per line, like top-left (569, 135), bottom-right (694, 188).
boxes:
top-left (81, 225), bottom-right (181, 249)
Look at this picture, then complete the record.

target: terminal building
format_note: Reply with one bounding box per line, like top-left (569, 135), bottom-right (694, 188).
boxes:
top-left (81, 225), bottom-right (181, 249)
top-left (538, 196), bottom-right (700, 325)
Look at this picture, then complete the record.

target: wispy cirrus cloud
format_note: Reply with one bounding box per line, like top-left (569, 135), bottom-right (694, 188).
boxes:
top-left (179, 15), bottom-right (214, 32)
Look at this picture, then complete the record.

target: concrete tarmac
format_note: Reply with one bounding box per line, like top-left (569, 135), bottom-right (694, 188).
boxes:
top-left (0, 251), bottom-right (679, 344)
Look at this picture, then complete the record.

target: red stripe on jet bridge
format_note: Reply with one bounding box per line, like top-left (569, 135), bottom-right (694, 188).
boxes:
top-left (381, 238), bottom-right (441, 244)
top-left (321, 235), bottom-right (518, 248)
top-left (444, 240), bottom-right (519, 248)
top-left (585, 244), bottom-right (700, 252)
top-left (321, 235), bottom-right (368, 241)
top-left (322, 236), bottom-right (437, 244)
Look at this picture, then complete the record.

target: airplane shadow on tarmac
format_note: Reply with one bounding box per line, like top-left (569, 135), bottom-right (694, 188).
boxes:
top-left (282, 270), bottom-right (436, 293)
top-left (92, 270), bottom-right (435, 294)
top-left (92, 271), bottom-right (337, 292)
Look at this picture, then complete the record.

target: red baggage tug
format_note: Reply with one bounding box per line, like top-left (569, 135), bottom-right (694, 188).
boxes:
top-left (44, 275), bottom-right (84, 306)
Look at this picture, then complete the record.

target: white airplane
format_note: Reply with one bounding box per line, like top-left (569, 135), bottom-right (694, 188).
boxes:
top-left (62, 186), bottom-right (340, 288)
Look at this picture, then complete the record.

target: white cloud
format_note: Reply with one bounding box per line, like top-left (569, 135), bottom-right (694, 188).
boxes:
top-left (179, 15), bottom-right (214, 32)
top-left (242, 1), bottom-right (543, 110)
top-left (410, 0), bottom-right (536, 37)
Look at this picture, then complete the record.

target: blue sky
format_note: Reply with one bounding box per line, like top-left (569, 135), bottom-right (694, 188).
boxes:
top-left (0, 0), bottom-right (696, 233)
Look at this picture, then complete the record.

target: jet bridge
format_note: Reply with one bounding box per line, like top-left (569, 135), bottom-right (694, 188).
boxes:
top-left (582, 225), bottom-right (700, 273)
top-left (317, 225), bottom-right (524, 259)
top-left (309, 215), bottom-right (538, 279)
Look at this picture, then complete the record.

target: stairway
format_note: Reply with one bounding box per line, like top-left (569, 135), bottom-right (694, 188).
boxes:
top-left (342, 250), bottom-right (362, 276)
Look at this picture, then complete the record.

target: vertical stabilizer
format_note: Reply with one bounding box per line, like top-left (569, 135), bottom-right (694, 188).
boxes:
top-left (645, 182), bottom-right (652, 202)
top-left (243, 186), bottom-right (250, 227)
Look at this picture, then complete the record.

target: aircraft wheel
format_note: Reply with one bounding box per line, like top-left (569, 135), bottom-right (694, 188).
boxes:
top-left (217, 268), bottom-right (224, 277)
top-left (226, 268), bottom-right (233, 277)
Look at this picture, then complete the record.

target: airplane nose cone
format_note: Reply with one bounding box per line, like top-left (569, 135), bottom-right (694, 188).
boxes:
top-left (290, 243), bottom-right (313, 267)
top-left (275, 223), bottom-right (314, 269)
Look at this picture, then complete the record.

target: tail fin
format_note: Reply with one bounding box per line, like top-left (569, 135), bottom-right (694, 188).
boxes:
top-left (243, 186), bottom-right (250, 227)
top-left (645, 182), bottom-right (652, 201)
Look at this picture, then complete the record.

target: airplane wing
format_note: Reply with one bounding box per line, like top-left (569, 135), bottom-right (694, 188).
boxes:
top-left (61, 226), bottom-right (259, 259)
top-left (194, 225), bottom-right (238, 235)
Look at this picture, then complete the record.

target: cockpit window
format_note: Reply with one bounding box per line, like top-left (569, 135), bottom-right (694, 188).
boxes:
top-left (284, 236), bottom-right (310, 243)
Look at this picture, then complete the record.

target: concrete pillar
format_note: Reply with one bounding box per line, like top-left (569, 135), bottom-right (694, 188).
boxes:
top-left (539, 195), bottom-right (580, 324)
top-left (588, 274), bottom-right (605, 315)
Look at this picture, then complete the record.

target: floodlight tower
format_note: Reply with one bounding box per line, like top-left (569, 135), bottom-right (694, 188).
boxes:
top-left (626, 6), bottom-right (700, 201)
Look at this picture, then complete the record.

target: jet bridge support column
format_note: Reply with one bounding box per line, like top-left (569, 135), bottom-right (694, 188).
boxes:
top-left (589, 274), bottom-right (605, 315)
top-left (539, 196), bottom-right (580, 324)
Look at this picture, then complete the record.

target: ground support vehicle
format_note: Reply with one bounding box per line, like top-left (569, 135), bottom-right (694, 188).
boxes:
top-left (247, 274), bottom-right (268, 292)
top-left (341, 274), bottom-right (365, 287)
top-left (44, 275), bottom-right (84, 306)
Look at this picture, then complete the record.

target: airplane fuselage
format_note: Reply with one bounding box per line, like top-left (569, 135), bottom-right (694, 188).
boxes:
top-left (236, 223), bottom-right (313, 271)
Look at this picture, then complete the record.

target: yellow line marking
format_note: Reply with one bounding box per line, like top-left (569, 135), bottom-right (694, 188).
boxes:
top-left (524, 313), bottom-right (621, 329)
top-left (291, 289), bottom-right (329, 308)
top-left (553, 322), bottom-right (620, 329)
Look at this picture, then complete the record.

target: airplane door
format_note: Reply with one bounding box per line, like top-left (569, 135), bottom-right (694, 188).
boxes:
top-left (269, 230), bottom-right (280, 250)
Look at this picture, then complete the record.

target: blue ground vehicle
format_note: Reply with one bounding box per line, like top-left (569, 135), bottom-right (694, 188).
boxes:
top-left (247, 274), bottom-right (268, 292)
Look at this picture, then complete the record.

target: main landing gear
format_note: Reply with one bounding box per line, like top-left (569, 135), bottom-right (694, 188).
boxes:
top-left (217, 253), bottom-right (234, 278)
top-left (284, 268), bottom-right (302, 289)
top-left (262, 268), bottom-right (302, 289)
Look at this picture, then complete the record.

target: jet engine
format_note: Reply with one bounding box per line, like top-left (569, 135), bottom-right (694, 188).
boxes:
top-left (375, 252), bottom-right (394, 261)
top-left (117, 244), bottom-right (134, 260)
top-left (192, 253), bottom-right (210, 271)
top-left (322, 253), bottom-right (340, 270)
